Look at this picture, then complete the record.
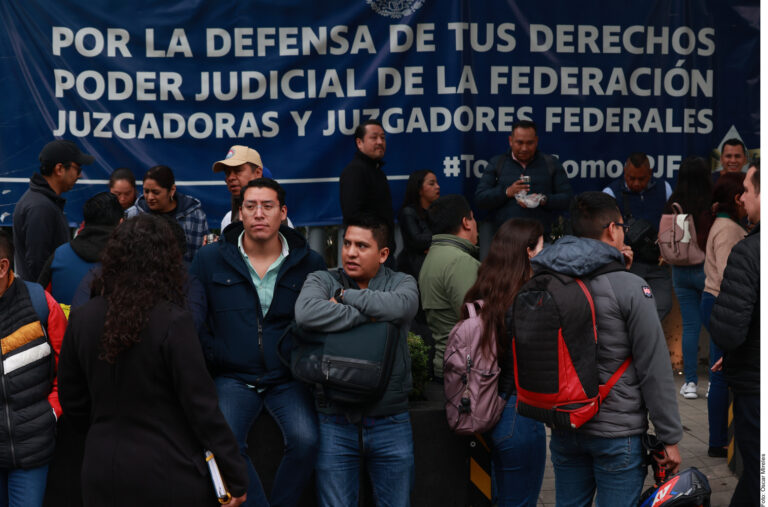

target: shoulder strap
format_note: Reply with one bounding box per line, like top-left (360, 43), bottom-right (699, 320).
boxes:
top-left (620, 189), bottom-right (633, 218)
top-left (671, 202), bottom-right (683, 215)
top-left (430, 236), bottom-right (475, 256)
top-left (464, 300), bottom-right (483, 319)
top-left (598, 357), bottom-right (632, 400)
top-left (23, 281), bottom-right (49, 326)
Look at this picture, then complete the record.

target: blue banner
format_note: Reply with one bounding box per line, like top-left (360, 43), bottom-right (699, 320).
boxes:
top-left (0, 0), bottom-right (759, 227)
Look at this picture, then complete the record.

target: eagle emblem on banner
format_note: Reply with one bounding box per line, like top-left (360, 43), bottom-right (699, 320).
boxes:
top-left (367, 0), bottom-right (425, 19)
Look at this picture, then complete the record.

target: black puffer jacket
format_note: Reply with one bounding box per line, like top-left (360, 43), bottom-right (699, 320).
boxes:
top-left (710, 223), bottom-right (760, 394)
top-left (0, 278), bottom-right (57, 468)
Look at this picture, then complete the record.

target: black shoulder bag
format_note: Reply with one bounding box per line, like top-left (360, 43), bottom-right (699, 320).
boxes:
top-left (278, 269), bottom-right (401, 406)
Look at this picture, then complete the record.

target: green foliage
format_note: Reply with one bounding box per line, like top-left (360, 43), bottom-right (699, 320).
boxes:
top-left (408, 332), bottom-right (429, 401)
top-left (549, 215), bottom-right (567, 242)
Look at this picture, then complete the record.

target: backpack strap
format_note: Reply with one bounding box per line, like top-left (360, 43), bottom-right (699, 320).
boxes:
top-left (23, 281), bottom-right (49, 327)
top-left (465, 300), bottom-right (483, 319)
top-left (671, 202), bottom-right (683, 215)
top-left (598, 357), bottom-right (632, 400)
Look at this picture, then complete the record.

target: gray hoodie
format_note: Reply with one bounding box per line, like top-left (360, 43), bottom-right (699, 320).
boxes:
top-left (532, 236), bottom-right (683, 444)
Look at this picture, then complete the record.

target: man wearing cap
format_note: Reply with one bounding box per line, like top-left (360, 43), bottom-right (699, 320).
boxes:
top-left (13, 140), bottom-right (93, 281)
top-left (213, 145), bottom-right (264, 231)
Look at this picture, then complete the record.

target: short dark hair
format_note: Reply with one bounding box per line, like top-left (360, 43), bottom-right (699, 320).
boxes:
top-left (0, 229), bottom-right (13, 262)
top-left (354, 119), bottom-right (383, 141)
top-left (344, 213), bottom-right (389, 250)
top-left (144, 165), bottom-right (175, 190)
top-left (749, 159), bottom-right (760, 194)
top-left (109, 168), bottom-right (136, 188)
top-left (626, 152), bottom-right (650, 169)
top-left (83, 192), bottom-right (124, 227)
top-left (570, 191), bottom-right (622, 240)
top-left (40, 160), bottom-right (68, 176)
top-left (241, 177), bottom-right (286, 207)
top-left (428, 194), bottom-right (472, 235)
top-left (723, 138), bottom-right (747, 156)
top-left (511, 119), bottom-right (537, 135)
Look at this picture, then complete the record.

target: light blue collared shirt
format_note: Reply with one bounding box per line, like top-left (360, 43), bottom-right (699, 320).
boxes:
top-left (238, 232), bottom-right (289, 316)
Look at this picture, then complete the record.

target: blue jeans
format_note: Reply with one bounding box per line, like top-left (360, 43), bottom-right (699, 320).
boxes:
top-left (550, 431), bottom-right (646, 507)
top-left (0, 465), bottom-right (48, 507)
top-left (316, 412), bottom-right (414, 507)
top-left (672, 265), bottom-right (705, 384)
top-left (700, 291), bottom-right (728, 448)
top-left (215, 377), bottom-right (318, 507)
top-left (731, 393), bottom-right (760, 506)
top-left (486, 395), bottom-right (546, 507)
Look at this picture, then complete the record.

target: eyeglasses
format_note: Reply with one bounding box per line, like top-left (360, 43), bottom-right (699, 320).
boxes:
top-left (241, 201), bottom-right (279, 215)
top-left (603, 221), bottom-right (630, 232)
top-left (67, 162), bottom-right (82, 175)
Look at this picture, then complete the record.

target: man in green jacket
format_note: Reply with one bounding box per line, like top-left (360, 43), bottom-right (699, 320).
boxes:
top-left (294, 213), bottom-right (419, 506)
top-left (418, 194), bottom-right (480, 381)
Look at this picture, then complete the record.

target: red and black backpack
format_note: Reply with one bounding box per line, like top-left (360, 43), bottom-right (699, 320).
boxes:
top-left (510, 262), bottom-right (631, 430)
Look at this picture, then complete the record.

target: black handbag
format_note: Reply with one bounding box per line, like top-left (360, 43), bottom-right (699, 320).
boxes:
top-left (279, 269), bottom-right (401, 406)
top-left (621, 191), bottom-right (661, 264)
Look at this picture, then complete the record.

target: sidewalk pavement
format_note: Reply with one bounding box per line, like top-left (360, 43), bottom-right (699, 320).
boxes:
top-left (536, 366), bottom-right (739, 506)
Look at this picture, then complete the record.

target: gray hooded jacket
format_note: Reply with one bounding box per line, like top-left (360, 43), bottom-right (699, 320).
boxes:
top-left (532, 236), bottom-right (682, 444)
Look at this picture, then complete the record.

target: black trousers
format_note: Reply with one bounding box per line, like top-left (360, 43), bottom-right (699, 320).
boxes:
top-left (730, 392), bottom-right (759, 507)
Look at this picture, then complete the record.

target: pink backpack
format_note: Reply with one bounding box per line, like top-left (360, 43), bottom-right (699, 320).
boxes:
top-left (658, 202), bottom-right (706, 266)
top-left (444, 301), bottom-right (506, 435)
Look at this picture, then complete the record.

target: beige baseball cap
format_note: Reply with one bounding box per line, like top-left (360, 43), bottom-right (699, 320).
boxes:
top-left (212, 145), bottom-right (263, 173)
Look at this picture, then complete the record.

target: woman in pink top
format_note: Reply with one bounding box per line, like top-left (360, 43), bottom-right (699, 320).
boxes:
top-left (700, 171), bottom-right (746, 458)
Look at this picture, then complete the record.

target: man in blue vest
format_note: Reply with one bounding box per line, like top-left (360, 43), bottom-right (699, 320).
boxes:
top-left (37, 192), bottom-right (123, 309)
top-left (603, 152), bottom-right (673, 321)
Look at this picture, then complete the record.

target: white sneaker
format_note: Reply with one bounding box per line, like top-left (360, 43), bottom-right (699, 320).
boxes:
top-left (680, 382), bottom-right (698, 399)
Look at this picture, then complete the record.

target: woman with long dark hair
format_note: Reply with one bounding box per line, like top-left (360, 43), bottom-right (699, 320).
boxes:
top-left (126, 165), bottom-right (209, 262)
top-left (462, 218), bottom-right (546, 506)
top-left (396, 169), bottom-right (440, 278)
top-left (58, 215), bottom-right (247, 506)
top-left (701, 171), bottom-right (746, 458)
top-left (665, 157), bottom-right (713, 400)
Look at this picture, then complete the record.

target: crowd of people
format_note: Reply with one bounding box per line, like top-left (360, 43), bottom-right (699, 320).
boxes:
top-left (0, 120), bottom-right (759, 507)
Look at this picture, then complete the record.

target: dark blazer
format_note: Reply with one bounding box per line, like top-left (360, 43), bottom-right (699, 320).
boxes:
top-left (339, 150), bottom-right (396, 248)
top-left (396, 205), bottom-right (431, 278)
top-left (58, 298), bottom-right (247, 507)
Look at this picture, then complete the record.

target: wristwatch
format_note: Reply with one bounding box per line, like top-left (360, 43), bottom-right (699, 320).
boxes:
top-left (333, 287), bottom-right (345, 304)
